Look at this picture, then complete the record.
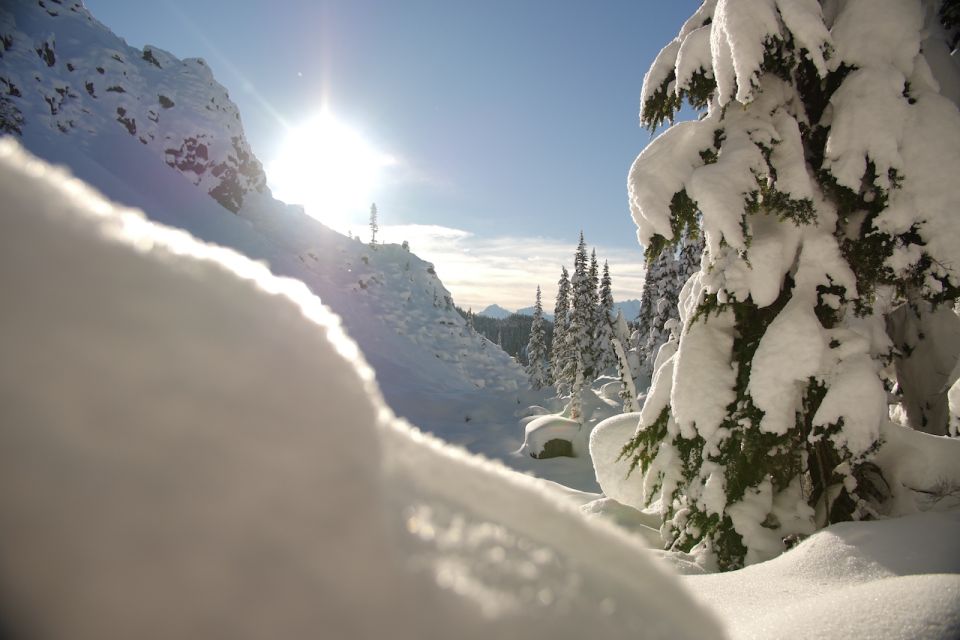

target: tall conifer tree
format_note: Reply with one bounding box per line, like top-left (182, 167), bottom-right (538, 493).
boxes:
top-left (565, 232), bottom-right (596, 382)
top-left (594, 260), bottom-right (618, 373)
top-left (551, 266), bottom-right (571, 389)
top-left (526, 286), bottom-right (550, 390)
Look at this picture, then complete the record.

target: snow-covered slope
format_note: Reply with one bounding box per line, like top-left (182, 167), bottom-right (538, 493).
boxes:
top-left (0, 0), bottom-right (528, 446)
top-left (1, 0), bottom-right (265, 212)
top-left (0, 139), bottom-right (722, 640)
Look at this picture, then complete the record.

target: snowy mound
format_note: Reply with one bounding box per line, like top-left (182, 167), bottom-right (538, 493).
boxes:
top-left (0, 140), bottom-right (720, 639)
top-left (521, 414), bottom-right (582, 458)
top-left (687, 511), bottom-right (960, 640)
top-left (589, 412), bottom-right (646, 507)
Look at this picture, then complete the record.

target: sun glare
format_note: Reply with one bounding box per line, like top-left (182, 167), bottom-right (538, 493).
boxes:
top-left (268, 112), bottom-right (394, 228)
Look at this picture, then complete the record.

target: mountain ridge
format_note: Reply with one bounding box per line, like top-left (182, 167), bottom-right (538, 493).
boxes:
top-left (1, 0), bottom-right (267, 212)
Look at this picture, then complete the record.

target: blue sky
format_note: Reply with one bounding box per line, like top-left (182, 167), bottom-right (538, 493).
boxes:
top-left (84, 0), bottom-right (701, 310)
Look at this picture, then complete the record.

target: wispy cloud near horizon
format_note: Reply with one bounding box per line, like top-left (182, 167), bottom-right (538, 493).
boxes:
top-left (375, 224), bottom-right (647, 312)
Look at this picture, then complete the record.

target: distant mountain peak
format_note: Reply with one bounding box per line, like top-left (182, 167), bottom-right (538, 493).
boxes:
top-left (515, 305), bottom-right (554, 321)
top-left (477, 304), bottom-right (513, 319)
top-left (612, 299), bottom-right (641, 320)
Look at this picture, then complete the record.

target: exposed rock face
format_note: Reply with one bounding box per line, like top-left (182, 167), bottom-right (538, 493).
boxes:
top-left (0, 0), bottom-right (268, 212)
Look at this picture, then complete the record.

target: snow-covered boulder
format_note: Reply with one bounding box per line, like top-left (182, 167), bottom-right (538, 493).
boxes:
top-left (0, 140), bottom-right (721, 640)
top-left (521, 415), bottom-right (582, 459)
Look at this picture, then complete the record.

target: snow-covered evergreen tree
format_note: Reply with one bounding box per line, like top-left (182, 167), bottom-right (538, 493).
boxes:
top-left (589, 249), bottom-right (601, 334)
top-left (570, 354), bottom-right (585, 423)
top-left (594, 260), bottom-right (619, 373)
top-left (551, 266), bottom-right (572, 389)
top-left (526, 286), bottom-right (550, 390)
top-left (619, 0), bottom-right (960, 570)
top-left (634, 246), bottom-right (671, 370)
top-left (565, 232), bottom-right (597, 382)
top-left (677, 234), bottom-right (703, 282)
top-left (636, 236), bottom-right (703, 388)
top-left (611, 309), bottom-right (640, 412)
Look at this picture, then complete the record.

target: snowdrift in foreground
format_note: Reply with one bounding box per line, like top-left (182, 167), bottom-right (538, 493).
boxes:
top-left (0, 140), bottom-right (719, 639)
top-left (687, 510), bottom-right (960, 640)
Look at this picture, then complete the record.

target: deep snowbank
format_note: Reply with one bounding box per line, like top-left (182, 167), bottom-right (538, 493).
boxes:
top-left (0, 140), bottom-right (720, 639)
top-left (686, 510), bottom-right (960, 640)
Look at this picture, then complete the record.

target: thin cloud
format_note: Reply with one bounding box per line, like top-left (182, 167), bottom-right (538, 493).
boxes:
top-left (377, 224), bottom-right (647, 312)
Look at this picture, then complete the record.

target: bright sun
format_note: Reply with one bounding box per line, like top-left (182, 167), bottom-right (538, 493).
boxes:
top-left (268, 112), bottom-right (394, 227)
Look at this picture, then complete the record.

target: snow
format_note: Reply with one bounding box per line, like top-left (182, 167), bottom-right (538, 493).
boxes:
top-left (674, 25), bottom-right (712, 95)
top-left (951, 380), bottom-right (960, 437)
top-left (588, 413), bottom-right (960, 639)
top-left (774, 0), bottom-right (831, 76)
top-left (725, 479), bottom-right (785, 565)
top-left (640, 38), bottom-right (682, 111)
top-left (710, 0), bottom-right (782, 105)
top-left (627, 119), bottom-right (716, 247)
top-left (5, 1), bottom-right (960, 636)
top-left (921, 7), bottom-right (960, 107)
top-left (0, 139), bottom-right (723, 640)
top-left (880, 90), bottom-right (960, 292)
top-left (875, 422), bottom-right (960, 515)
top-left (1, 0), bottom-right (267, 211)
top-left (749, 298), bottom-right (824, 436)
top-left (589, 413), bottom-right (646, 508)
top-left (886, 302), bottom-right (960, 435)
top-left (768, 110), bottom-right (814, 202)
top-left (638, 339), bottom-right (677, 428)
top-left (689, 123), bottom-right (764, 254)
top-left (671, 306), bottom-right (737, 441)
top-left (824, 66), bottom-right (909, 192)
top-left (686, 510), bottom-right (960, 640)
top-left (813, 334), bottom-right (887, 457)
top-left (2, 0), bottom-right (537, 477)
top-left (831, 0), bottom-right (923, 77)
